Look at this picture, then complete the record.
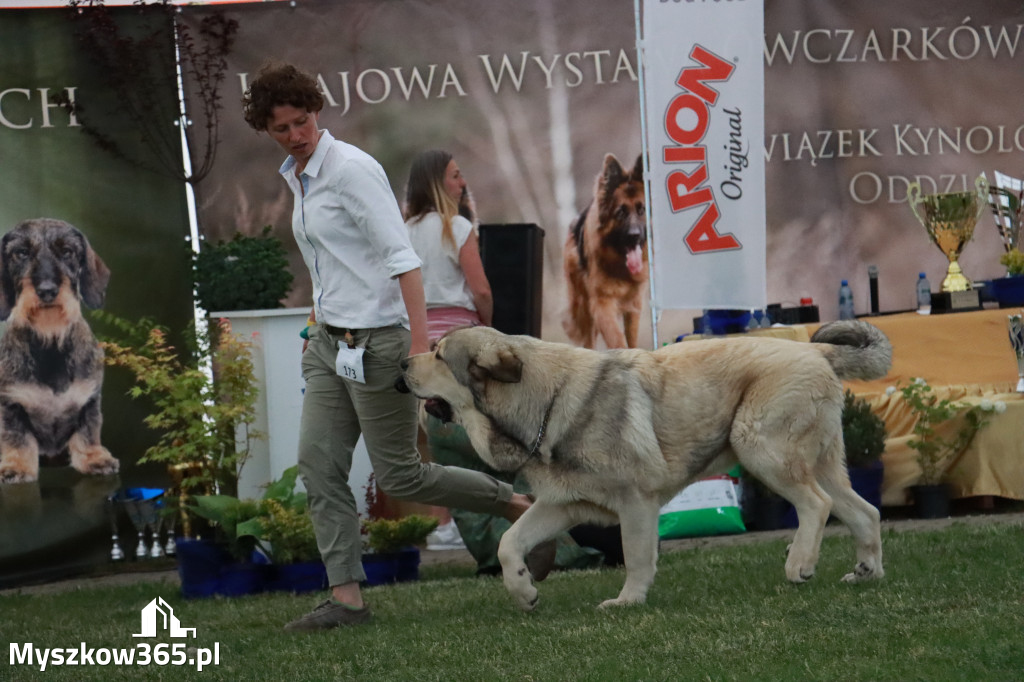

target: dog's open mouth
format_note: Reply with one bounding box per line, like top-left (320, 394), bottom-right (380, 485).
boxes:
top-left (424, 397), bottom-right (454, 423)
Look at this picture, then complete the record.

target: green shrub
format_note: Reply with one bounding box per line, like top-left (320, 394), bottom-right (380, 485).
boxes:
top-left (362, 515), bottom-right (439, 554)
top-left (842, 390), bottom-right (887, 468)
top-left (193, 227), bottom-right (294, 312)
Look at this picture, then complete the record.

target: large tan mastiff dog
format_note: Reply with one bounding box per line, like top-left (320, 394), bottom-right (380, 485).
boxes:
top-left (398, 320), bottom-right (892, 611)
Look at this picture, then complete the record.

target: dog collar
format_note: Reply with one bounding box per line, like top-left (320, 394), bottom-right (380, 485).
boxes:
top-left (529, 389), bottom-right (559, 458)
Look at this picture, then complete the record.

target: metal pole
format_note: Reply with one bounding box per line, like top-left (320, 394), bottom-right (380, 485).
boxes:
top-left (634, 0), bottom-right (660, 349)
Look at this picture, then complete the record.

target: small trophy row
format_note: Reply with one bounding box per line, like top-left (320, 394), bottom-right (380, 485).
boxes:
top-left (107, 491), bottom-right (177, 561)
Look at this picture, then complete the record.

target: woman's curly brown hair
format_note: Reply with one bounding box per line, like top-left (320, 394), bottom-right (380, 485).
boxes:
top-left (242, 61), bottom-right (325, 131)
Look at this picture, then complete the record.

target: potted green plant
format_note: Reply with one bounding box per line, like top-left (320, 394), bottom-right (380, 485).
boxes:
top-left (192, 227), bottom-right (294, 313)
top-left (991, 248), bottom-right (1024, 306)
top-left (361, 515), bottom-right (438, 585)
top-left (888, 378), bottom-right (1003, 518)
top-left (359, 475), bottom-right (438, 585)
top-left (187, 466), bottom-right (325, 596)
top-left (841, 390), bottom-right (887, 510)
top-left (100, 315), bottom-right (261, 513)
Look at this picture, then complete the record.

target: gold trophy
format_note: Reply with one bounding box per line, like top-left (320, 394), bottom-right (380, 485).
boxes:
top-left (907, 174), bottom-right (989, 294)
top-left (909, 175), bottom-right (987, 313)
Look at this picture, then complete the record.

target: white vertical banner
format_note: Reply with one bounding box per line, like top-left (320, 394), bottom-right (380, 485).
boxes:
top-left (640, 0), bottom-right (766, 311)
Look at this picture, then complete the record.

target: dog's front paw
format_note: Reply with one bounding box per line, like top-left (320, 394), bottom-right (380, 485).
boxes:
top-left (0, 466), bottom-right (38, 484)
top-left (511, 582), bottom-right (540, 612)
top-left (71, 446), bottom-right (119, 476)
top-left (598, 595), bottom-right (646, 609)
top-left (504, 566), bottom-right (540, 612)
top-left (841, 560), bottom-right (884, 583)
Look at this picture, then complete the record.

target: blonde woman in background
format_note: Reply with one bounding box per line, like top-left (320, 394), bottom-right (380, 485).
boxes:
top-left (404, 150), bottom-right (492, 338)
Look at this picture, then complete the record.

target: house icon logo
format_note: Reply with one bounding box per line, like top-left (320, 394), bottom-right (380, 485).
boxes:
top-left (133, 597), bottom-right (197, 639)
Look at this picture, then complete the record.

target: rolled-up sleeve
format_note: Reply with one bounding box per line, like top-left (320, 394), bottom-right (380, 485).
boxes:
top-left (337, 157), bottom-right (422, 279)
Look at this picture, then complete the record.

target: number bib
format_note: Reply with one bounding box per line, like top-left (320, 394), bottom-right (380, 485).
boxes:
top-left (335, 345), bottom-right (366, 384)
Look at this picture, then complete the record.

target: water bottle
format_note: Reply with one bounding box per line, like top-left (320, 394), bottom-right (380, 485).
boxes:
top-left (838, 280), bottom-right (855, 320)
top-left (916, 272), bottom-right (931, 313)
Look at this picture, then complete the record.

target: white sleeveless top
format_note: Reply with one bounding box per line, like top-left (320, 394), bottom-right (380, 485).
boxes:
top-left (405, 212), bottom-right (477, 311)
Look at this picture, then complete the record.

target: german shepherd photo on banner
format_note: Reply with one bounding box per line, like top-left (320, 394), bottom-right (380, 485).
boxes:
top-left (563, 153), bottom-right (648, 349)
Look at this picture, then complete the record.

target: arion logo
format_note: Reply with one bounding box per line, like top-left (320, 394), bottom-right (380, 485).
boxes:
top-left (134, 597), bottom-right (196, 639)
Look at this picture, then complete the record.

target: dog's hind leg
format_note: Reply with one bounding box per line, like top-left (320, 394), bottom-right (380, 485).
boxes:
top-left (819, 465), bottom-right (884, 582)
top-left (497, 500), bottom-right (574, 612)
top-left (599, 499), bottom-right (660, 608)
top-left (778, 480), bottom-right (832, 582)
top-left (739, 452), bottom-right (832, 583)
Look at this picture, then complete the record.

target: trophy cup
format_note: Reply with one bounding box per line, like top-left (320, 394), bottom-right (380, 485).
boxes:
top-left (1008, 313), bottom-right (1024, 392)
top-left (122, 496), bottom-right (151, 559)
top-left (989, 186), bottom-right (1022, 252)
top-left (107, 494), bottom-right (125, 561)
top-left (988, 170), bottom-right (1023, 252)
top-left (147, 504), bottom-right (165, 559)
top-left (163, 510), bottom-right (177, 557)
top-left (908, 175), bottom-right (989, 311)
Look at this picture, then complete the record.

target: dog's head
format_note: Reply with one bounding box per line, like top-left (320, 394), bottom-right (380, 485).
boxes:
top-left (398, 326), bottom-right (523, 423)
top-left (595, 153), bottom-right (648, 280)
top-left (0, 219), bottom-right (110, 329)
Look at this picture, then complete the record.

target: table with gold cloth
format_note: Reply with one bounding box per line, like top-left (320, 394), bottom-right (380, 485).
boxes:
top-left (808, 308), bottom-right (1024, 506)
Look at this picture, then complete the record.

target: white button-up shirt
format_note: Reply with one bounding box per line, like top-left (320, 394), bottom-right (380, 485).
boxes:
top-left (280, 130), bottom-right (421, 329)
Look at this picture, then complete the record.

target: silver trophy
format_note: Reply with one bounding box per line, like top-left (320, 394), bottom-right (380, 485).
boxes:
top-left (122, 498), bottom-right (149, 559)
top-left (148, 509), bottom-right (165, 559)
top-left (1008, 313), bottom-right (1024, 392)
top-left (107, 494), bottom-right (125, 561)
top-left (163, 510), bottom-right (177, 556)
top-left (122, 495), bottom-right (163, 559)
top-left (988, 171), bottom-right (1023, 252)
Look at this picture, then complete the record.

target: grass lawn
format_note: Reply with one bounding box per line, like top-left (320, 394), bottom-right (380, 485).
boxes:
top-left (3, 521), bottom-right (1023, 681)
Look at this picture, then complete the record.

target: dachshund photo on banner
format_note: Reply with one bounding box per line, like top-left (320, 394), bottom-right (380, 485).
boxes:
top-left (0, 218), bottom-right (117, 483)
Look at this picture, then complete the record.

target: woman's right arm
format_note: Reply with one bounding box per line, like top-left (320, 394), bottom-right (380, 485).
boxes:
top-left (458, 231), bottom-right (493, 326)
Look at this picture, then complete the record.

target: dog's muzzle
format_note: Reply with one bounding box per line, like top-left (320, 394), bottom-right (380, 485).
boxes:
top-left (423, 398), bottom-right (454, 423)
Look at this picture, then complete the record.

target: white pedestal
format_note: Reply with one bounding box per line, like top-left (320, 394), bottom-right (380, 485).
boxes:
top-left (214, 309), bottom-right (372, 515)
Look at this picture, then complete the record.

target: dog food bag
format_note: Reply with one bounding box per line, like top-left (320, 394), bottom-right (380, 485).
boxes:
top-left (657, 469), bottom-right (745, 539)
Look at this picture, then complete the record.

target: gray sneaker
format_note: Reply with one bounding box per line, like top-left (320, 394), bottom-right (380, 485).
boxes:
top-left (284, 600), bottom-right (372, 632)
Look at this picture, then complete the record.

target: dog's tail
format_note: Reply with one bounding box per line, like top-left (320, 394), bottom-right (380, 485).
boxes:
top-left (810, 320), bottom-right (892, 381)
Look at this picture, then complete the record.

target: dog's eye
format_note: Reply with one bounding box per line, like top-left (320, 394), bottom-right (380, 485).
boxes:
top-left (9, 247), bottom-right (29, 261)
top-left (60, 247), bottom-right (77, 262)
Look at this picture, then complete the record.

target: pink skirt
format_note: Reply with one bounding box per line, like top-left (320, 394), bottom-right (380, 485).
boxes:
top-left (427, 306), bottom-right (482, 343)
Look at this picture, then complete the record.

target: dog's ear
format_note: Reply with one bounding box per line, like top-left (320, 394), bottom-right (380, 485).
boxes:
top-left (629, 154), bottom-right (644, 183)
top-left (469, 344), bottom-right (523, 384)
top-left (0, 231), bottom-right (17, 320)
top-left (600, 153), bottom-right (626, 191)
top-left (79, 239), bottom-right (110, 310)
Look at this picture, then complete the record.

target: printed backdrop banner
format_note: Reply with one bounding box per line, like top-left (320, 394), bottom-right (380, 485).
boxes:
top-left (0, 7), bottom-right (194, 586)
top-left (181, 0), bottom-right (1024, 337)
top-left (641, 0), bottom-right (767, 311)
top-left (182, 0), bottom-right (1024, 330)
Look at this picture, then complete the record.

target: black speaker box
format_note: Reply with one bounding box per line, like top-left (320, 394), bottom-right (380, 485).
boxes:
top-left (478, 223), bottom-right (545, 337)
